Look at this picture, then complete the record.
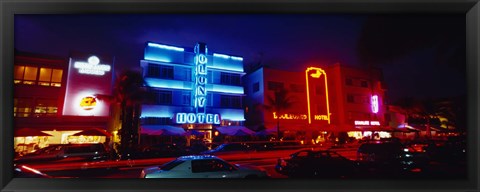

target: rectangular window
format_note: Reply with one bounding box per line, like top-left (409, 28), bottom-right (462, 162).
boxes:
top-left (14, 98), bottom-right (34, 117)
top-left (51, 69), bottom-right (63, 87)
top-left (34, 99), bottom-right (58, 117)
top-left (220, 95), bottom-right (230, 108)
top-left (155, 90), bottom-right (172, 105)
top-left (23, 66), bottom-right (38, 84)
top-left (147, 64), bottom-right (174, 79)
top-left (253, 82), bottom-right (260, 93)
top-left (14, 66), bottom-right (25, 84)
top-left (160, 65), bottom-right (174, 79)
top-left (267, 81), bottom-right (283, 91)
top-left (38, 68), bottom-right (52, 86)
top-left (220, 95), bottom-right (242, 108)
top-left (14, 66), bottom-right (62, 87)
top-left (181, 92), bottom-right (191, 106)
top-left (220, 72), bottom-right (241, 86)
top-left (147, 64), bottom-right (160, 77)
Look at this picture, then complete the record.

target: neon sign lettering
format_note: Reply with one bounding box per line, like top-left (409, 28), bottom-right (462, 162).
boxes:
top-left (273, 112), bottom-right (307, 120)
top-left (74, 56), bottom-right (111, 76)
top-left (354, 121), bottom-right (381, 126)
top-left (371, 95), bottom-right (379, 113)
top-left (314, 115), bottom-right (329, 121)
top-left (175, 113), bottom-right (221, 124)
top-left (194, 43), bottom-right (208, 111)
top-left (305, 67), bottom-right (331, 124)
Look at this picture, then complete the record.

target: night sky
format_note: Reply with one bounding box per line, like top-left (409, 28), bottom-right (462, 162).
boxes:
top-left (14, 14), bottom-right (466, 103)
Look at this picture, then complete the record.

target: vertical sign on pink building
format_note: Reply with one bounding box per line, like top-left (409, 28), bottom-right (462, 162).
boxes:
top-left (62, 53), bottom-right (113, 116)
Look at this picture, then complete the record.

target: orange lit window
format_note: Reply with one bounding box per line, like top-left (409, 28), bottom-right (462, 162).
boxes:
top-left (34, 99), bottom-right (58, 117)
top-left (51, 69), bottom-right (63, 87)
top-left (23, 66), bottom-right (38, 85)
top-left (14, 98), bottom-right (34, 117)
top-left (14, 65), bottom-right (62, 87)
top-left (39, 68), bottom-right (52, 86)
top-left (14, 66), bottom-right (25, 84)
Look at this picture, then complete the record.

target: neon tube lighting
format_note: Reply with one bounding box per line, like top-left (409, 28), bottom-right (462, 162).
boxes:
top-left (213, 53), bottom-right (244, 61)
top-left (305, 67), bottom-right (331, 124)
top-left (147, 42), bottom-right (184, 52)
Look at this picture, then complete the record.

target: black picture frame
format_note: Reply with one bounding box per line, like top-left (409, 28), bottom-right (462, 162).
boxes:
top-left (1, 0), bottom-right (479, 191)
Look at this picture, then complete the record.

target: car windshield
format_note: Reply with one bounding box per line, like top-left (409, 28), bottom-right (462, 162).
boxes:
top-left (160, 159), bottom-right (185, 171)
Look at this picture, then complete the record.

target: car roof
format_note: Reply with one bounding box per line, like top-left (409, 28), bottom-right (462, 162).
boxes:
top-left (177, 155), bottom-right (220, 160)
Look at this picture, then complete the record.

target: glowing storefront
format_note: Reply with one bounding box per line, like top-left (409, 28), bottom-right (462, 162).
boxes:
top-left (244, 63), bottom-right (388, 141)
top-left (140, 42), bottom-right (245, 143)
top-left (13, 51), bottom-right (114, 153)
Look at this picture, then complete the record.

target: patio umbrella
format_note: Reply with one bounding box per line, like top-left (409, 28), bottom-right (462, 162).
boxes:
top-left (233, 129), bottom-right (254, 136)
top-left (150, 129), bottom-right (186, 136)
top-left (72, 128), bottom-right (112, 137)
top-left (14, 128), bottom-right (52, 137)
top-left (141, 125), bottom-right (186, 136)
top-left (216, 126), bottom-right (255, 136)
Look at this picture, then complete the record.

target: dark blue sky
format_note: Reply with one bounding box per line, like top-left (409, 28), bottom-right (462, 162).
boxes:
top-left (14, 14), bottom-right (466, 103)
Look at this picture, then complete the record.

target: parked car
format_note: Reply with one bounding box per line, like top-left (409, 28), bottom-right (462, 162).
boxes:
top-left (199, 143), bottom-right (253, 155)
top-left (14, 143), bottom-right (109, 163)
top-left (140, 155), bottom-right (270, 178)
top-left (275, 149), bottom-right (357, 178)
top-left (356, 141), bottom-right (429, 173)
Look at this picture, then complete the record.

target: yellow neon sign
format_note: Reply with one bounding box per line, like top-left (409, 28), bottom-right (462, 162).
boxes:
top-left (273, 112), bottom-right (307, 120)
top-left (305, 67), bottom-right (331, 124)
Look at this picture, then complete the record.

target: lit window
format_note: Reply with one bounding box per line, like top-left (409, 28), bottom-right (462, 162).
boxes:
top-left (14, 66), bottom-right (25, 84)
top-left (23, 66), bottom-right (38, 85)
top-left (51, 69), bottom-right (63, 87)
top-left (14, 98), bottom-right (34, 117)
top-left (38, 68), bottom-right (53, 86)
top-left (34, 99), bottom-right (58, 117)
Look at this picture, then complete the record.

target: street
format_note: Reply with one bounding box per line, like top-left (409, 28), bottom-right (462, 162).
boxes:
top-left (19, 147), bottom-right (466, 179)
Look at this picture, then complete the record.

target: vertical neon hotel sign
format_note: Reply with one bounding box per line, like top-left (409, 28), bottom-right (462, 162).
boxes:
top-left (176, 43), bottom-right (220, 124)
top-left (305, 67), bottom-right (331, 124)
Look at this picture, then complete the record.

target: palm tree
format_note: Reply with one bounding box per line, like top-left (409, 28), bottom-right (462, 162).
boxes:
top-left (395, 97), bottom-right (420, 126)
top-left (96, 70), bottom-right (149, 158)
top-left (261, 88), bottom-right (295, 140)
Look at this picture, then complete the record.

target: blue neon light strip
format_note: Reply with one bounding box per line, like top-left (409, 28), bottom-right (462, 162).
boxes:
top-left (216, 108), bottom-right (245, 121)
top-left (145, 78), bottom-right (193, 90)
top-left (206, 84), bottom-right (244, 94)
top-left (213, 53), bottom-right (243, 61)
top-left (144, 55), bottom-right (172, 63)
top-left (147, 42), bottom-right (184, 52)
top-left (140, 105), bottom-right (175, 118)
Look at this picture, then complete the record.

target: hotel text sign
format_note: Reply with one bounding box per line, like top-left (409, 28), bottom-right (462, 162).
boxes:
top-left (176, 43), bottom-right (221, 125)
